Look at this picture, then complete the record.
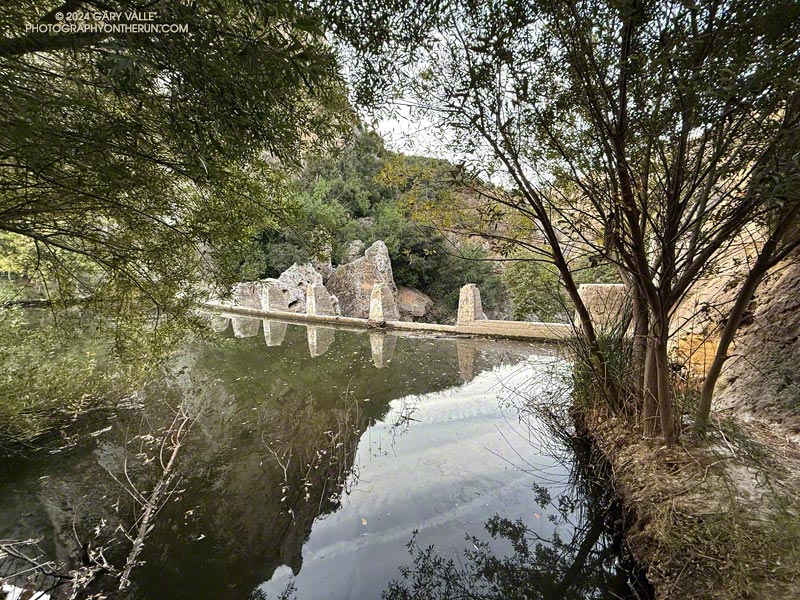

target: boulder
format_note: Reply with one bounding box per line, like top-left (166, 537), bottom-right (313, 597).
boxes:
top-left (576, 284), bottom-right (626, 329)
top-left (397, 286), bottom-right (434, 319)
top-left (232, 282), bottom-right (263, 309)
top-left (262, 263), bottom-right (324, 313)
top-left (312, 242), bottom-right (335, 280)
top-left (326, 241), bottom-right (397, 319)
top-left (261, 283), bottom-right (289, 311)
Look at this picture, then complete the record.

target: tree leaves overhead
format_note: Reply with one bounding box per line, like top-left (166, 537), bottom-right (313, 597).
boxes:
top-left (0, 0), bottom-right (353, 313)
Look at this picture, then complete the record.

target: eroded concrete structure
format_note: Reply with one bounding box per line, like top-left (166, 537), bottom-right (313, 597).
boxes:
top-left (368, 282), bottom-right (400, 324)
top-left (306, 284), bottom-right (336, 317)
top-left (457, 283), bottom-right (487, 325)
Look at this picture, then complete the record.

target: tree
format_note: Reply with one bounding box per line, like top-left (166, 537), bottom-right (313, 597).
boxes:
top-left (328, 0), bottom-right (800, 442)
top-left (0, 0), bottom-right (352, 315)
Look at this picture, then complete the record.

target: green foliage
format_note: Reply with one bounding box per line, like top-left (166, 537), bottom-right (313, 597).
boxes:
top-left (503, 259), bottom-right (566, 322)
top-left (0, 0), bottom-right (353, 317)
top-left (256, 130), bottom-right (504, 313)
top-left (0, 304), bottom-right (181, 450)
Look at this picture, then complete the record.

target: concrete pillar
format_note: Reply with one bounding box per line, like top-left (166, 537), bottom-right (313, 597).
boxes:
top-left (457, 284), bottom-right (487, 325)
top-left (231, 316), bottom-right (260, 338)
top-left (262, 319), bottom-right (288, 346)
top-left (370, 332), bottom-right (397, 368)
top-left (307, 326), bottom-right (335, 357)
top-left (261, 283), bottom-right (289, 311)
top-left (368, 283), bottom-right (400, 324)
top-left (306, 284), bottom-right (336, 316)
top-left (576, 284), bottom-right (626, 329)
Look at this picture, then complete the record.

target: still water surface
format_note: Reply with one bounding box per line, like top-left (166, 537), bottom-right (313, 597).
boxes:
top-left (0, 316), bottom-right (639, 599)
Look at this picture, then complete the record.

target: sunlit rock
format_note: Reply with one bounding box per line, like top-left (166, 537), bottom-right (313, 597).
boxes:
top-left (326, 241), bottom-right (397, 318)
top-left (346, 239), bottom-right (365, 262)
top-left (262, 263), bottom-right (324, 313)
top-left (370, 332), bottom-right (397, 368)
top-left (307, 326), bottom-right (335, 357)
top-left (263, 319), bottom-right (288, 346)
top-left (457, 283), bottom-right (487, 325)
top-left (576, 284), bottom-right (625, 329)
top-left (398, 286), bottom-right (434, 320)
top-left (232, 281), bottom-right (263, 309)
top-left (261, 283), bottom-right (289, 311)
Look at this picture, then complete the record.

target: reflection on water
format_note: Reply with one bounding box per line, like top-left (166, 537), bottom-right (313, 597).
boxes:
top-left (0, 318), bottom-right (641, 600)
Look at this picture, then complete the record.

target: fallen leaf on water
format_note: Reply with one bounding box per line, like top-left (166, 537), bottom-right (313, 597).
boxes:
top-left (361, 518), bottom-right (368, 526)
top-left (534, 513), bottom-right (541, 519)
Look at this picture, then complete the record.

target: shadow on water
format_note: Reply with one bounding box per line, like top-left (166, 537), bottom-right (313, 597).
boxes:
top-left (0, 316), bottom-right (646, 600)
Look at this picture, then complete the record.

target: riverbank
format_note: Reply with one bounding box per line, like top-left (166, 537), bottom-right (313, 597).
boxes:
top-left (576, 407), bottom-right (800, 599)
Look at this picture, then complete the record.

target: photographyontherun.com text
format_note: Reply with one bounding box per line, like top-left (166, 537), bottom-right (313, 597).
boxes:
top-left (26, 10), bottom-right (189, 34)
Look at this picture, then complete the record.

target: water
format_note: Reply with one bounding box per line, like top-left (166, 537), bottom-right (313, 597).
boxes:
top-left (0, 316), bottom-right (641, 599)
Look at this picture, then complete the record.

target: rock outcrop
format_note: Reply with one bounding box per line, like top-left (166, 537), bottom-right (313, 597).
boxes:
top-left (326, 241), bottom-right (397, 319)
top-left (232, 282), bottom-right (263, 309)
top-left (576, 283), bottom-right (626, 329)
top-left (261, 283), bottom-right (289, 311)
top-left (262, 263), bottom-right (324, 313)
top-left (397, 286), bottom-right (434, 320)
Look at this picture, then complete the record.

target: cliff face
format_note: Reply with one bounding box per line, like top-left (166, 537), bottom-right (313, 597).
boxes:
top-left (711, 255), bottom-right (800, 432)
top-left (671, 231), bottom-right (800, 433)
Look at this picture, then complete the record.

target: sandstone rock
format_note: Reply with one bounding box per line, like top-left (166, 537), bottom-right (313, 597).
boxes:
top-left (457, 283), bottom-right (487, 325)
top-left (397, 286), bottom-right (434, 319)
top-left (232, 281), bottom-right (263, 309)
top-left (327, 241), bottom-right (397, 319)
top-left (262, 263), bottom-right (324, 313)
top-left (576, 284), bottom-right (626, 329)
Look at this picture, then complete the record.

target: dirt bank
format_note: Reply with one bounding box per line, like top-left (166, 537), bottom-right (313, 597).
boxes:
top-left (576, 407), bottom-right (800, 599)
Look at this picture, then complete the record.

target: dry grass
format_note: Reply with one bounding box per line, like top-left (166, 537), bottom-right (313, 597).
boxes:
top-left (579, 407), bottom-right (800, 599)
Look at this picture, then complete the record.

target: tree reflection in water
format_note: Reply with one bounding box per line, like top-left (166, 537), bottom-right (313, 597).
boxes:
top-left (381, 435), bottom-right (652, 600)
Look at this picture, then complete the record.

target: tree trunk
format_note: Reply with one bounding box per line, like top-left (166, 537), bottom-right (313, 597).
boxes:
top-left (642, 334), bottom-right (661, 437)
top-left (630, 286), bottom-right (649, 410)
top-left (655, 329), bottom-right (676, 444)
